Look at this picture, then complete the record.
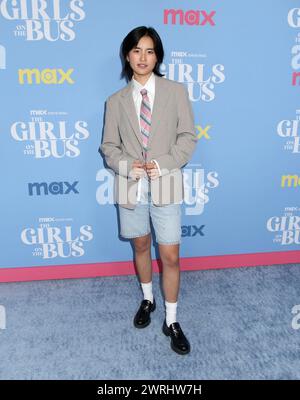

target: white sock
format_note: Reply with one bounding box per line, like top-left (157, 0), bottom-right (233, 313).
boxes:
top-left (141, 281), bottom-right (153, 303)
top-left (165, 300), bottom-right (177, 327)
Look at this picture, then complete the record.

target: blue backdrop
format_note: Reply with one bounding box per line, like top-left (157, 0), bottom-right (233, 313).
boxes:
top-left (0, 0), bottom-right (299, 278)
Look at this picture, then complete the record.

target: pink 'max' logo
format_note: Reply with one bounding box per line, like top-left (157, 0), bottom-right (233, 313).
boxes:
top-left (164, 9), bottom-right (216, 26)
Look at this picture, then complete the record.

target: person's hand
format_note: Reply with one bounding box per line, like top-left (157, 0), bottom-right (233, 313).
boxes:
top-left (145, 161), bottom-right (160, 180)
top-left (129, 160), bottom-right (146, 181)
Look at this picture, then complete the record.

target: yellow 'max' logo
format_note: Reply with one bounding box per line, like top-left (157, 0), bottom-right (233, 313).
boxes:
top-left (281, 175), bottom-right (300, 187)
top-left (18, 68), bottom-right (74, 84)
top-left (196, 124), bottom-right (211, 139)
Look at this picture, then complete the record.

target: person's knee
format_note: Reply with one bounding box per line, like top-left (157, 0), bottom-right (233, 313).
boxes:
top-left (133, 234), bottom-right (151, 253)
top-left (161, 251), bottom-right (179, 267)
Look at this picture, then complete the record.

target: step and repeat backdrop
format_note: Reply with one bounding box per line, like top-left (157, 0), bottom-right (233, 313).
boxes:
top-left (0, 0), bottom-right (299, 282)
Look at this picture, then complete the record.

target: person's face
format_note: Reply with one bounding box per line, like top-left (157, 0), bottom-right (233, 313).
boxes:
top-left (126, 35), bottom-right (158, 81)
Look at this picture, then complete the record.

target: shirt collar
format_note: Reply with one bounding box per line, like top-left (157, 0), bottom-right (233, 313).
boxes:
top-left (132, 72), bottom-right (155, 96)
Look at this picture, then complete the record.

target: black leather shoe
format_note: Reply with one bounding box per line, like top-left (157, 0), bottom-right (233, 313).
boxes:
top-left (133, 299), bottom-right (156, 328)
top-left (162, 320), bottom-right (191, 355)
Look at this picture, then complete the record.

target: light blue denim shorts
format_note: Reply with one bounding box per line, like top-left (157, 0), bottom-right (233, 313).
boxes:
top-left (118, 192), bottom-right (182, 245)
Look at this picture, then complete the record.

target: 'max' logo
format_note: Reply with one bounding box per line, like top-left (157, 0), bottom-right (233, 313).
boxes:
top-left (28, 181), bottom-right (79, 196)
top-left (181, 225), bottom-right (205, 237)
top-left (164, 9), bottom-right (216, 26)
top-left (196, 124), bottom-right (212, 140)
top-left (18, 68), bottom-right (74, 84)
top-left (281, 174), bottom-right (300, 187)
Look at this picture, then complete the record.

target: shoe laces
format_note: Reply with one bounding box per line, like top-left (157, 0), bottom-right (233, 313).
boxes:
top-left (142, 300), bottom-right (151, 310)
top-left (170, 323), bottom-right (182, 337)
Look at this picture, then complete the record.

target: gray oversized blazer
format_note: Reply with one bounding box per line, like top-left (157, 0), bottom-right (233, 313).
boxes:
top-left (100, 74), bottom-right (197, 209)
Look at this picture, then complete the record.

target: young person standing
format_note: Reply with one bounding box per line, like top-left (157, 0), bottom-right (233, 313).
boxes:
top-left (100, 26), bottom-right (197, 355)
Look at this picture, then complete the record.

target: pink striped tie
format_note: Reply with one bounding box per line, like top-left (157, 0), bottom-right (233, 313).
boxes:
top-left (140, 88), bottom-right (151, 159)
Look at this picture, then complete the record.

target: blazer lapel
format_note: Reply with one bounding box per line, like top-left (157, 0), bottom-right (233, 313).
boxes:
top-left (120, 75), bottom-right (171, 149)
top-left (120, 81), bottom-right (143, 147)
top-left (148, 75), bottom-right (171, 148)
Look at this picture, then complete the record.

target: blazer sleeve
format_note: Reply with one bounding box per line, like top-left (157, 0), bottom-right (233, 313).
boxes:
top-left (99, 96), bottom-right (135, 178)
top-left (154, 84), bottom-right (197, 175)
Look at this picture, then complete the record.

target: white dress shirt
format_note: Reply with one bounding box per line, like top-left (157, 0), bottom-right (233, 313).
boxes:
top-left (132, 72), bottom-right (161, 203)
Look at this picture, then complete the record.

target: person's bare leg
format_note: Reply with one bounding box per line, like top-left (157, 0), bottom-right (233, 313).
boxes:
top-left (159, 243), bottom-right (190, 354)
top-left (132, 233), bottom-right (155, 328)
top-left (132, 234), bottom-right (152, 283)
top-left (158, 244), bottom-right (180, 302)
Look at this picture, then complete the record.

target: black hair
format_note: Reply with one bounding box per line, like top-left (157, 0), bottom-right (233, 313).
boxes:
top-left (120, 26), bottom-right (164, 81)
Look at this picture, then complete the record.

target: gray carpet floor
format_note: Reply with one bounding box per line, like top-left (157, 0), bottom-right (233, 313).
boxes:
top-left (0, 262), bottom-right (300, 380)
